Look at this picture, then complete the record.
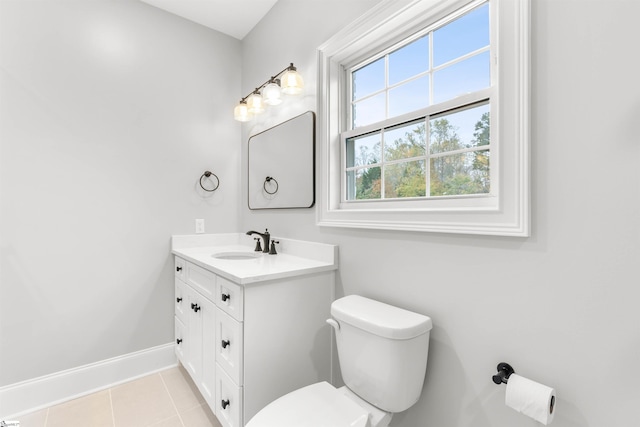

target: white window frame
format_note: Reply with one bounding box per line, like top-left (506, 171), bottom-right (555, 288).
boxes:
top-left (317, 0), bottom-right (530, 236)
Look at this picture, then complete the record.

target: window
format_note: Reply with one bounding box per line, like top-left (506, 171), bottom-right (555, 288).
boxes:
top-left (317, 0), bottom-right (530, 236)
top-left (345, 3), bottom-right (491, 203)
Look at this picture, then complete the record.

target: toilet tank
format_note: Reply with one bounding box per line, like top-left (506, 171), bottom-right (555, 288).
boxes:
top-left (330, 295), bottom-right (432, 413)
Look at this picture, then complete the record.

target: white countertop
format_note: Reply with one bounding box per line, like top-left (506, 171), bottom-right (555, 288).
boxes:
top-left (171, 234), bottom-right (338, 285)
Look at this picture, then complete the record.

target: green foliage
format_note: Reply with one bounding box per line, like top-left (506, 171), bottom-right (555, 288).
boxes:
top-left (350, 111), bottom-right (491, 199)
top-left (356, 167), bottom-right (381, 199)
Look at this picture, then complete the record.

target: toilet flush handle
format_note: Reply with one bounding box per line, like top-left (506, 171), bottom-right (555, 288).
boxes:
top-left (326, 318), bottom-right (340, 331)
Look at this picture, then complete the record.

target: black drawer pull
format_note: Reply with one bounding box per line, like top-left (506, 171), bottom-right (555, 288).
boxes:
top-left (176, 266), bottom-right (182, 272)
top-left (221, 293), bottom-right (230, 302)
top-left (221, 399), bottom-right (230, 410)
top-left (176, 338), bottom-right (182, 344)
top-left (221, 340), bottom-right (230, 349)
top-left (176, 297), bottom-right (182, 303)
top-left (193, 304), bottom-right (201, 312)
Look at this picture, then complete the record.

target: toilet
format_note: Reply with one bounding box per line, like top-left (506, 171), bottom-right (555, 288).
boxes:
top-left (246, 295), bottom-right (433, 427)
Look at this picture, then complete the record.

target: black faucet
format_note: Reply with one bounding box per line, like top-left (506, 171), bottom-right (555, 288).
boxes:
top-left (246, 229), bottom-right (270, 253)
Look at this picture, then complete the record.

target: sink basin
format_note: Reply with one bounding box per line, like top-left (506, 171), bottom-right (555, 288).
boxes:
top-left (212, 251), bottom-right (261, 260)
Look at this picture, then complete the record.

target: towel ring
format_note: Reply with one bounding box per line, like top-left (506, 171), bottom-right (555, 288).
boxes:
top-left (264, 176), bottom-right (279, 195)
top-left (200, 171), bottom-right (220, 192)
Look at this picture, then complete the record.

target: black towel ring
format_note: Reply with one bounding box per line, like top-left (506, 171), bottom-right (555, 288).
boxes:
top-left (200, 171), bottom-right (220, 192)
top-left (264, 176), bottom-right (279, 195)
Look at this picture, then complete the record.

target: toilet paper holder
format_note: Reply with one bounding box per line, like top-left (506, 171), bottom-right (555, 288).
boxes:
top-left (492, 362), bottom-right (515, 385)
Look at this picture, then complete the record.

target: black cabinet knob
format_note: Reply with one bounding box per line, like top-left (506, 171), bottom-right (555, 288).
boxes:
top-left (191, 303), bottom-right (196, 309)
top-left (193, 304), bottom-right (200, 312)
top-left (176, 266), bottom-right (182, 272)
top-left (221, 293), bottom-right (230, 302)
top-left (221, 399), bottom-right (230, 410)
top-left (176, 338), bottom-right (182, 345)
top-left (221, 340), bottom-right (230, 349)
top-left (176, 297), bottom-right (182, 303)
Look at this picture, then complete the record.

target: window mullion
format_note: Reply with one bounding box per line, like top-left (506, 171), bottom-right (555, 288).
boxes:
top-left (380, 127), bottom-right (386, 199)
top-left (425, 116), bottom-right (431, 197)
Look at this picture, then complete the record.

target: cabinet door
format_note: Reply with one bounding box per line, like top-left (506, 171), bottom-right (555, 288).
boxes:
top-left (175, 279), bottom-right (188, 324)
top-left (175, 317), bottom-right (186, 364)
top-left (216, 364), bottom-right (242, 427)
top-left (184, 287), bottom-right (203, 380)
top-left (215, 308), bottom-right (244, 385)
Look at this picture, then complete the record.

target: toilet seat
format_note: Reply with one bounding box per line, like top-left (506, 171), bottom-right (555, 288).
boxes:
top-left (246, 382), bottom-right (371, 427)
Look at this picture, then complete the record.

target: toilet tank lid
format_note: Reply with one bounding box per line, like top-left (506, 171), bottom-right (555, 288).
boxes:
top-left (331, 295), bottom-right (432, 339)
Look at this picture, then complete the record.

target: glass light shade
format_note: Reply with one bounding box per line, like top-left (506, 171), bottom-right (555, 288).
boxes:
top-left (247, 92), bottom-right (265, 114)
top-left (262, 82), bottom-right (282, 105)
top-left (233, 101), bottom-right (253, 122)
top-left (280, 68), bottom-right (304, 95)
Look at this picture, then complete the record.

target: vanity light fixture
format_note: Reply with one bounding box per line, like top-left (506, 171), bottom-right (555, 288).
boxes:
top-left (233, 63), bottom-right (303, 121)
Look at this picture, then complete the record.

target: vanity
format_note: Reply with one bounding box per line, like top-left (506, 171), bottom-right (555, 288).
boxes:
top-left (171, 233), bottom-right (338, 427)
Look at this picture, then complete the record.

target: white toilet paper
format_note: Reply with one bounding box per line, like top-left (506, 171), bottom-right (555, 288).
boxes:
top-left (505, 374), bottom-right (556, 425)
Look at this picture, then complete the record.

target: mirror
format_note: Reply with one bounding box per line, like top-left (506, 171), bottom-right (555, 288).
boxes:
top-left (248, 111), bottom-right (315, 209)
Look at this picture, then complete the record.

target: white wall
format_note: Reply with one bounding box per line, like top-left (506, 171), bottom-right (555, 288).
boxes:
top-left (0, 0), bottom-right (241, 386)
top-left (241, 1), bottom-right (640, 426)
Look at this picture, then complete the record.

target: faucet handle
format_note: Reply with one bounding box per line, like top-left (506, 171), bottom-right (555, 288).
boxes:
top-left (269, 240), bottom-right (280, 255)
top-left (254, 237), bottom-right (262, 252)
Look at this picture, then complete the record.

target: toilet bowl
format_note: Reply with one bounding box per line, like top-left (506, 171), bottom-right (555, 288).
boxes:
top-left (246, 295), bottom-right (432, 427)
top-left (245, 381), bottom-right (392, 427)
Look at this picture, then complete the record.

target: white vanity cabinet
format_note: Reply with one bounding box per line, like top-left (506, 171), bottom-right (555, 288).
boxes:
top-left (173, 252), bottom-right (334, 427)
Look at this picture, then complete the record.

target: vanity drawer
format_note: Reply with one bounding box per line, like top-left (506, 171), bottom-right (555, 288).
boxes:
top-left (174, 317), bottom-right (186, 364)
top-left (185, 261), bottom-right (217, 301)
top-left (175, 257), bottom-right (186, 279)
top-left (216, 364), bottom-right (243, 427)
top-left (216, 277), bottom-right (243, 321)
top-left (215, 308), bottom-right (244, 385)
top-left (175, 279), bottom-right (187, 324)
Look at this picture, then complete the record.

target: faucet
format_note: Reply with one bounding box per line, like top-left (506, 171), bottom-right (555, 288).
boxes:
top-left (246, 229), bottom-right (270, 253)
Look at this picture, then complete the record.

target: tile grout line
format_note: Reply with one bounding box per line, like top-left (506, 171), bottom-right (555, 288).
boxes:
top-left (108, 388), bottom-right (116, 427)
top-left (159, 372), bottom-right (186, 427)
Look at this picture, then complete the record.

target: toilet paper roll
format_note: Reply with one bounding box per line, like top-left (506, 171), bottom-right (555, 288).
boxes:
top-left (505, 374), bottom-right (556, 425)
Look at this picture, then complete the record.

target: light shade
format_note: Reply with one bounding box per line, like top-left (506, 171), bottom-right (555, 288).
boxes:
top-left (247, 92), bottom-right (265, 114)
top-left (262, 81), bottom-right (282, 105)
top-left (280, 66), bottom-right (304, 95)
top-left (233, 101), bottom-right (253, 122)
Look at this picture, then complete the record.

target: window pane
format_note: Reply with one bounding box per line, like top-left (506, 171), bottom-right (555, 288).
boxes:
top-left (384, 160), bottom-right (426, 198)
top-left (352, 57), bottom-right (385, 100)
top-left (346, 167), bottom-right (382, 200)
top-left (384, 120), bottom-right (426, 161)
top-left (433, 51), bottom-right (490, 104)
top-left (430, 103), bottom-right (490, 154)
top-left (433, 3), bottom-right (489, 67)
top-left (346, 132), bottom-right (381, 168)
top-left (352, 92), bottom-right (386, 128)
top-left (389, 35), bottom-right (429, 85)
top-left (430, 150), bottom-right (490, 196)
top-left (388, 75), bottom-right (429, 118)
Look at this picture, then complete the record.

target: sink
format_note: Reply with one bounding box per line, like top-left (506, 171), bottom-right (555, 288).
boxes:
top-left (212, 251), bottom-right (261, 260)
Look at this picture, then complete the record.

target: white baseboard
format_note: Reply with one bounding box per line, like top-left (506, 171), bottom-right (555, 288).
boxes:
top-left (0, 342), bottom-right (177, 419)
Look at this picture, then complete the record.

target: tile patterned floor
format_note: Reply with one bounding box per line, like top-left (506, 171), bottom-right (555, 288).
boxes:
top-left (11, 366), bottom-right (222, 427)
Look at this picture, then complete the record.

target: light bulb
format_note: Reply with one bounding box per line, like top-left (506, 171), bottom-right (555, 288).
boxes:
top-left (247, 92), bottom-right (265, 114)
top-left (233, 101), bottom-right (253, 122)
top-left (280, 66), bottom-right (304, 95)
top-left (263, 81), bottom-right (282, 105)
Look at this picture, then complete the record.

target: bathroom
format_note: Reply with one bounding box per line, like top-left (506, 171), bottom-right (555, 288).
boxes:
top-left (1, 0), bottom-right (639, 426)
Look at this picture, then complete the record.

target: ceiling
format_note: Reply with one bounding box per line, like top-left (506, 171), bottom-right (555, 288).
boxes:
top-left (140, 0), bottom-right (279, 40)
